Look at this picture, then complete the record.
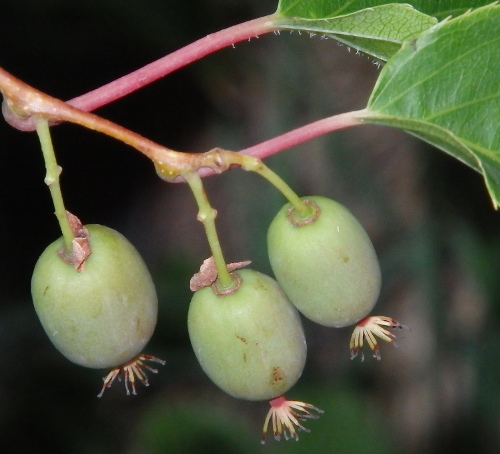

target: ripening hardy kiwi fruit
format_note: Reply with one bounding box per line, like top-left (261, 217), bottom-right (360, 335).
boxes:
top-left (188, 269), bottom-right (307, 401)
top-left (31, 225), bottom-right (158, 369)
top-left (267, 196), bottom-right (381, 328)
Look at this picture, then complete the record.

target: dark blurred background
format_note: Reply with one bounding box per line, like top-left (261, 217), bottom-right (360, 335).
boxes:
top-left (1, 1), bottom-right (499, 453)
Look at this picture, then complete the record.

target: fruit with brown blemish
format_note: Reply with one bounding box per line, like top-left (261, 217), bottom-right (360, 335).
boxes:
top-left (187, 268), bottom-right (306, 400)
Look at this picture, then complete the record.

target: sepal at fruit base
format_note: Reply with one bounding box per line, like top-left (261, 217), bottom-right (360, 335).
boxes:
top-left (350, 315), bottom-right (406, 360)
top-left (98, 353), bottom-right (166, 397)
top-left (261, 394), bottom-right (323, 443)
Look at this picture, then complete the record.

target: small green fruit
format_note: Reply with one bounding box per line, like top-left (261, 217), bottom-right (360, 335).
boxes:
top-left (188, 269), bottom-right (306, 401)
top-left (31, 225), bottom-right (158, 369)
top-left (267, 196), bottom-right (381, 328)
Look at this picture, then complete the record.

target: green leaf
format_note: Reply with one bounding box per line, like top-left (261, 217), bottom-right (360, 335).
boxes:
top-left (277, 0), bottom-right (496, 21)
top-left (362, 4), bottom-right (500, 207)
top-left (274, 4), bottom-right (437, 62)
top-left (274, 1), bottom-right (496, 61)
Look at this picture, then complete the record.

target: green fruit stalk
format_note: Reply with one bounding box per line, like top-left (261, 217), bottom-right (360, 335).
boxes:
top-left (31, 225), bottom-right (158, 369)
top-left (267, 196), bottom-right (381, 328)
top-left (188, 269), bottom-right (306, 401)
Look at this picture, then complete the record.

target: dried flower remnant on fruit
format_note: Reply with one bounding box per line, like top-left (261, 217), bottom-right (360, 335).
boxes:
top-left (350, 315), bottom-right (405, 360)
top-left (261, 395), bottom-right (323, 443)
top-left (97, 354), bottom-right (165, 397)
top-left (189, 256), bottom-right (251, 291)
top-left (58, 211), bottom-right (91, 271)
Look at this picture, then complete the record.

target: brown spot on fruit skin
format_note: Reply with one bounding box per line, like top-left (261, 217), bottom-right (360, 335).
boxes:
top-left (271, 366), bottom-right (284, 385)
top-left (243, 353), bottom-right (247, 362)
top-left (235, 335), bottom-right (248, 344)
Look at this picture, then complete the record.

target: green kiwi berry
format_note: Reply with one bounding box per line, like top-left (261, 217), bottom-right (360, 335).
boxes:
top-left (267, 196), bottom-right (381, 328)
top-left (31, 225), bottom-right (157, 369)
top-left (188, 269), bottom-right (306, 401)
